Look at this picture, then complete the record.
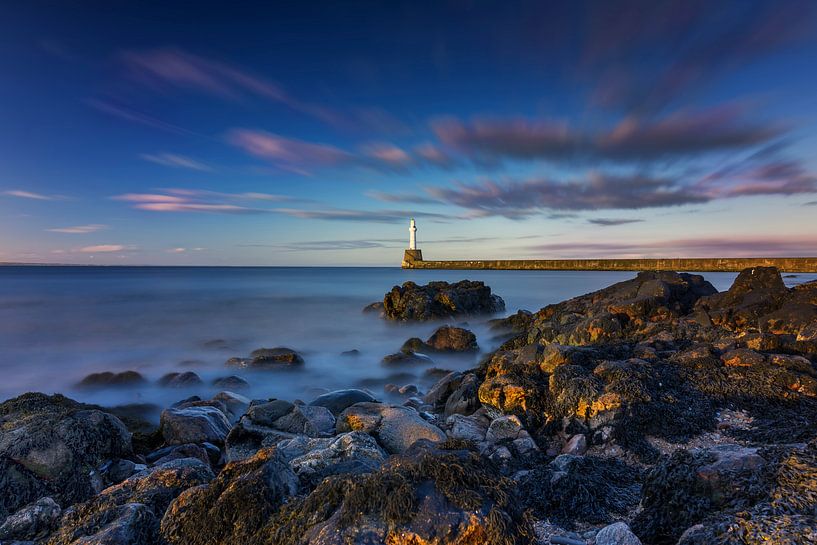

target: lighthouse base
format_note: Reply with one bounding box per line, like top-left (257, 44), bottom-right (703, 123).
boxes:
top-left (402, 249), bottom-right (423, 268)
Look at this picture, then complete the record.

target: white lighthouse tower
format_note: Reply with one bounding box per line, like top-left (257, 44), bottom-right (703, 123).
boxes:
top-left (402, 218), bottom-right (423, 267)
top-left (409, 218), bottom-right (417, 250)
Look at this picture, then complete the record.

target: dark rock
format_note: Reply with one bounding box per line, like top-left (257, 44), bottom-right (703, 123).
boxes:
top-left (0, 393), bottom-right (132, 519)
top-left (423, 371), bottom-right (462, 408)
top-left (443, 373), bottom-right (480, 417)
top-left (50, 502), bottom-right (158, 545)
top-left (595, 522), bottom-right (642, 545)
top-left (247, 399), bottom-right (294, 426)
top-left (146, 444), bottom-right (211, 467)
top-left (278, 431), bottom-right (387, 485)
top-left (309, 389), bottom-right (378, 415)
top-left (0, 497), bottom-right (61, 541)
top-left (401, 325), bottom-right (478, 354)
top-left (340, 349), bottom-right (360, 357)
top-left (381, 351), bottom-right (434, 366)
top-left (272, 404), bottom-right (335, 437)
top-left (158, 371), bottom-right (203, 388)
top-left (227, 348), bottom-right (304, 369)
top-left (362, 301), bottom-right (385, 314)
top-left (211, 375), bottom-right (250, 391)
top-left (159, 448), bottom-right (297, 545)
top-left (102, 459), bottom-right (140, 485)
top-left (211, 391), bottom-right (250, 422)
top-left (488, 309), bottom-right (533, 334)
top-left (382, 280), bottom-right (505, 321)
top-left (76, 371), bottom-right (146, 389)
top-left (160, 406), bottom-right (231, 445)
top-left (336, 402), bottom-right (446, 454)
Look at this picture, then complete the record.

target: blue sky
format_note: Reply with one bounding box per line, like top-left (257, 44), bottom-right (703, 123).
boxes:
top-left (1, 0), bottom-right (816, 265)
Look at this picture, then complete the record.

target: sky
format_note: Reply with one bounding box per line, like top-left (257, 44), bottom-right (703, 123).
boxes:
top-left (1, 0), bottom-right (817, 266)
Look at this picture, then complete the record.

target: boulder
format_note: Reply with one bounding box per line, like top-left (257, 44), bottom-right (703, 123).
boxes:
top-left (488, 310), bottom-right (533, 334)
top-left (423, 371), bottom-right (463, 408)
top-left (721, 348), bottom-right (765, 367)
top-left (146, 444), bottom-right (211, 467)
top-left (160, 406), bottom-right (231, 445)
top-left (282, 431), bottom-right (387, 485)
top-left (50, 502), bottom-right (158, 545)
top-left (246, 399), bottom-right (294, 426)
top-left (445, 413), bottom-right (489, 443)
top-left (0, 497), bottom-right (61, 542)
top-left (561, 434), bottom-right (587, 456)
top-left (224, 418), bottom-right (296, 463)
top-left (273, 404), bottom-right (335, 437)
top-left (337, 403), bottom-right (446, 454)
top-left (309, 389), bottom-right (377, 416)
top-left (227, 347), bottom-right (304, 368)
top-left (0, 393), bottom-right (132, 519)
top-left (382, 280), bottom-right (505, 321)
top-left (76, 371), bottom-right (146, 389)
top-left (381, 351), bottom-right (434, 366)
top-left (401, 326), bottom-right (478, 353)
top-left (160, 448), bottom-right (297, 545)
top-left (211, 391), bottom-right (250, 422)
top-left (595, 522), bottom-right (642, 545)
top-left (211, 375), bottom-right (249, 391)
top-left (158, 372), bottom-right (203, 388)
top-left (443, 373), bottom-right (480, 417)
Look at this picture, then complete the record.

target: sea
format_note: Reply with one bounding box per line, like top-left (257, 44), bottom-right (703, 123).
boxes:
top-left (2, 266), bottom-right (814, 416)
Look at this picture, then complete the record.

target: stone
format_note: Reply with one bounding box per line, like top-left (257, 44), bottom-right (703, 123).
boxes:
top-left (721, 348), bottom-right (766, 367)
top-left (486, 415), bottom-right (525, 443)
top-left (595, 522), bottom-right (642, 545)
top-left (401, 326), bottom-right (479, 353)
top-left (246, 399), bottom-right (294, 426)
top-left (160, 406), bottom-right (231, 445)
top-left (211, 375), bottom-right (249, 391)
top-left (273, 404), bottom-right (335, 437)
top-left (767, 353), bottom-right (814, 374)
top-left (211, 391), bottom-right (250, 422)
top-left (146, 443), bottom-right (211, 467)
top-left (381, 351), bottom-right (434, 365)
top-left (249, 347), bottom-right (304, 367)
top-left (337, 403), bottom-right (446, 454)
top-left (103, 459), bottom-right (139, 484)
top-left (158, 371), bottom-right (203, 388)
top-left (51, 502), bottom-right (158, 545)
top-left (443, 373), bottom-right (480, 417)
top-left (445, 413), bottom-right (488, 442)
top-left (309, 389), bottom-right (377, 415)
top-left (285, 431), bottom-right (387, 484)
top-left (382, 280), bottom-right (505, 321)
top-left (423, 371), bottom-right (462, 408)
top-left (561, 434), bottom-right (587, 456)
top-left (0, 497), bottom-right (61, 541)
top-left (76, 371), bottom-right (146, 389)
top-left (224, 418), bottom-right (296, 462)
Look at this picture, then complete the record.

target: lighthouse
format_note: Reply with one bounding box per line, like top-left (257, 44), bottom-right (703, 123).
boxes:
top-left (409, 218), bottom-right (417, 250)
top-left (402, 218), bottom-right (423, 267)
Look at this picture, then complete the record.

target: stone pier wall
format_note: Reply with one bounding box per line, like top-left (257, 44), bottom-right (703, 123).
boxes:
top-left (401, 251), bottom-right (817, 272)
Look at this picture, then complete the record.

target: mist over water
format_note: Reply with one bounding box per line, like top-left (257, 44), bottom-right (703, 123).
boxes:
top-left (2, 266), bottom-right (814, 414)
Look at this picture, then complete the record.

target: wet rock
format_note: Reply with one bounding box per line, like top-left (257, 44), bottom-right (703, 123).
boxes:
top-left (160, 406), bottom-right (231, 445)
top-left (696, 266), bottom-right (788, 331)
top-left (160, 448), bottom-right (297, 545)
top-left (595, 522), bottom-right (641, 545)
top-left (0, 393), bottom-right (132, 519)
top-left (767, 353), bottom-right (814, 374)
top-left (211, 391), bottom-right (250, 422)
top-left (340, 349), bottom-right (360, 357)
top-left (488, 309), bottom-right (533, 334)
top-left (362, 301), bottom-right (385, 315)
top-left (146, 443), bottom-right (211, 467)
top-left (0, 497), bottom-right (61, 541)
top-left (443, 373), bottom-right (480, 417)
top-left (309, 389), bottom-right (377, 416)
top-left (401, 325), bottom-right (478, 353)
top-left (337, 402), bottom-right (446, 454)
top-left (211, 375), bottom-right (250, 391)
top-left (423, 371), bottom-right (462, 408)
top-left (227, 347), bottom-right (304, 368)
top-left (224, 418), bottom-right (296, 463)
top-left (445, 413), bottom-right (489, 442)
top-left (282, 431), bottom-right (387, 485)
top-left (381, 351), bottom-right (433, 366)
top-left (561, 434), bottom-right (587, 456)
top-left (50, 458), bottom-right (214, 545)
top-left (382, 280), bottom-right (505, 321)
top-left (273, 404), bottom-right (335, 437)
top-left (246, 399), bottom-right (294, 426)
top-left (721, 348), bottom-right (765, 367)
top-left (102, 459), bottom-right (139, 485)
top-left (158, 371), bottom-right (203, 388)
top-left (76, 371), bottom-right (146, 389)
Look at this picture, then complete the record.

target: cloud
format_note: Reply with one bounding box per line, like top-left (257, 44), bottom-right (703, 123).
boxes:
top-left (365, 190), bottom-right (440, 204)
top-left (587, 218), bottom-right (644, 226)
top-left (428, 173), bottom-right (708, 218)
top-left (140, 153), bottom-right (212, 171)
top-left (360, 143), bottom-right (413, 168)
top-left (47, 224), bottom-right (107, 234)
top-left (271, 207), bottom-right (454, 223)
top-left (78, 245), bottom-right (128, 253)
top-left (226, 129), bottom-right (351, 169)
top-left (525, 236), bottom-right (817, 259)
top-left (695, 158), bottom-right (817, 199)
top-left (432, 106), bottom-right (781, 163)
top-left (2, 190), bottom-right (59, 200)
top-left (86, 99), bottom-right (200, 136)
top-left (166, 247), bottom-right (186, 253)
top-left (113, 189), bottom-right (292, 214)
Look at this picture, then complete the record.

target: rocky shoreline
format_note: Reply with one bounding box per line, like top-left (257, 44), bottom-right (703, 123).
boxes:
top-left (1, 271), bottom-right (816, 544)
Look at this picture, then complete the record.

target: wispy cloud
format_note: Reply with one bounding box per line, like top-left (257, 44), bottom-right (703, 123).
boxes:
top-left (86, 99), bottom-right (200, 136)
top-left (47, 224), bottom-right (107, 234)
top-left (140, 153), bottom-right (212, 171)
top-left (587, 218), bottom-right (643, 226)
top-left (113, 189), bottom-right (292, 214)
top-left (2, 189), bottom-right (60, 200)
top-left (271, 207), bottom-right (454, 223)
top-left (78, 244), bottom-right (130, 253)
top-left (365, 190), bottom-right (440, 204)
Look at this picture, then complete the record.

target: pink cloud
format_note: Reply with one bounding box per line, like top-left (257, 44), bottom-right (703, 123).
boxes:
top-left (226, 129), bottom-right (351, 167)
top-left (79, 245), bottom-right (127, 253)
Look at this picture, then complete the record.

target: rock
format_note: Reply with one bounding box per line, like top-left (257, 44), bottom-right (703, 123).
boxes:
top-left (76, 371), bottom-right (146, 389)
top-left (0, 393), bottom-right (132, 519)
top-left (211, 375), bottom-right (249, 391)
top-left (284, 431), bottom-right (387, 484)
top-left (224, 418), bottom-right (296, 463)
top-left (102, 459), bottom-right (139, 484)
top-left (382, 351), bottom-right (434, 365)
top-left (595, 522), bottom-right (642, 545)
top-left (423, 371), bottom-right (463, 408)
top-left (721, 348), bottom-right (766, 367)
top-left (309, 389), bottom-right (377, 415)
top-left (158, 372), bottom-right (203, 388)
top-left (211, 391), bottom-right (250, 422)
top-left (160, 406), bottom-right (231, 445)
top-left (340, 349), bottom-right (361, 357)
top-left (273, 404), bottom-right (335, 437)
top-left (443, 373), bottom-right (480, 417)
top-left (382, 280), bottom-right (505, 321)
top-left (561, 434), bottom-right (587, 456)
top-left (445, 413), bottom-right (488, 442)
top-left (488, 310), bottom-right (533, 334)
top-left (160, 448), bottom-right (297, 545)
top-left (486, 415), bottom-right (525, 443)
top-left (146, 443), bottom-right (211, 467)
top-left (227, 347), bottom-right (304, 368)
top-left (50, 458), bottom-right (214, 545)
top-left (767, 353), bottom-right (814, 374)
top-left (401, 326), bottom-right (479, 353)
top-left (0, 497), bottom-right (61, 541)
top-left (696, 267), bottom-right (789, 331)
top-left (337, 403), bottom-right (446, 454)
top-left (246, 399), bottom-right (294, 426)
top-left (362, 301), bottom-right (385, 314)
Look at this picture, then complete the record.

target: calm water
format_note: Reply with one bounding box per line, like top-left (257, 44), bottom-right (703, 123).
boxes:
top-left (1, 266), bottom-right (814, 412)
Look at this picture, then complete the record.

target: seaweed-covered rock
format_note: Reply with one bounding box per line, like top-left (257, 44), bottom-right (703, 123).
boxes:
top-left (488, 310), bottom-right (533, 334)
top-left (336, 403), bottom-right (446, 454)
top-left (48, 457), bottom-right (214, 545)
top-left (0, 496), bottom-right (61, 541)
top-left (160, 406), bottom-right (231, 445)
top-left (401, 326), bottom-right (478, 353)
top-left (160, 448), bottom-right (297, 545)
top-left (382, 280), bottom-right (505, 321)
top-left (309, 389), bottom-right (378, 416)
top-left (0, 393), bottom-right (132, 519)
top-left (279, 431), bottom-right (387, 486)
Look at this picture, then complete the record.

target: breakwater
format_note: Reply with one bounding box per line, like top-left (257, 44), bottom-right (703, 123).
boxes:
top-left (401, 251), bottom-right (817, 272)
